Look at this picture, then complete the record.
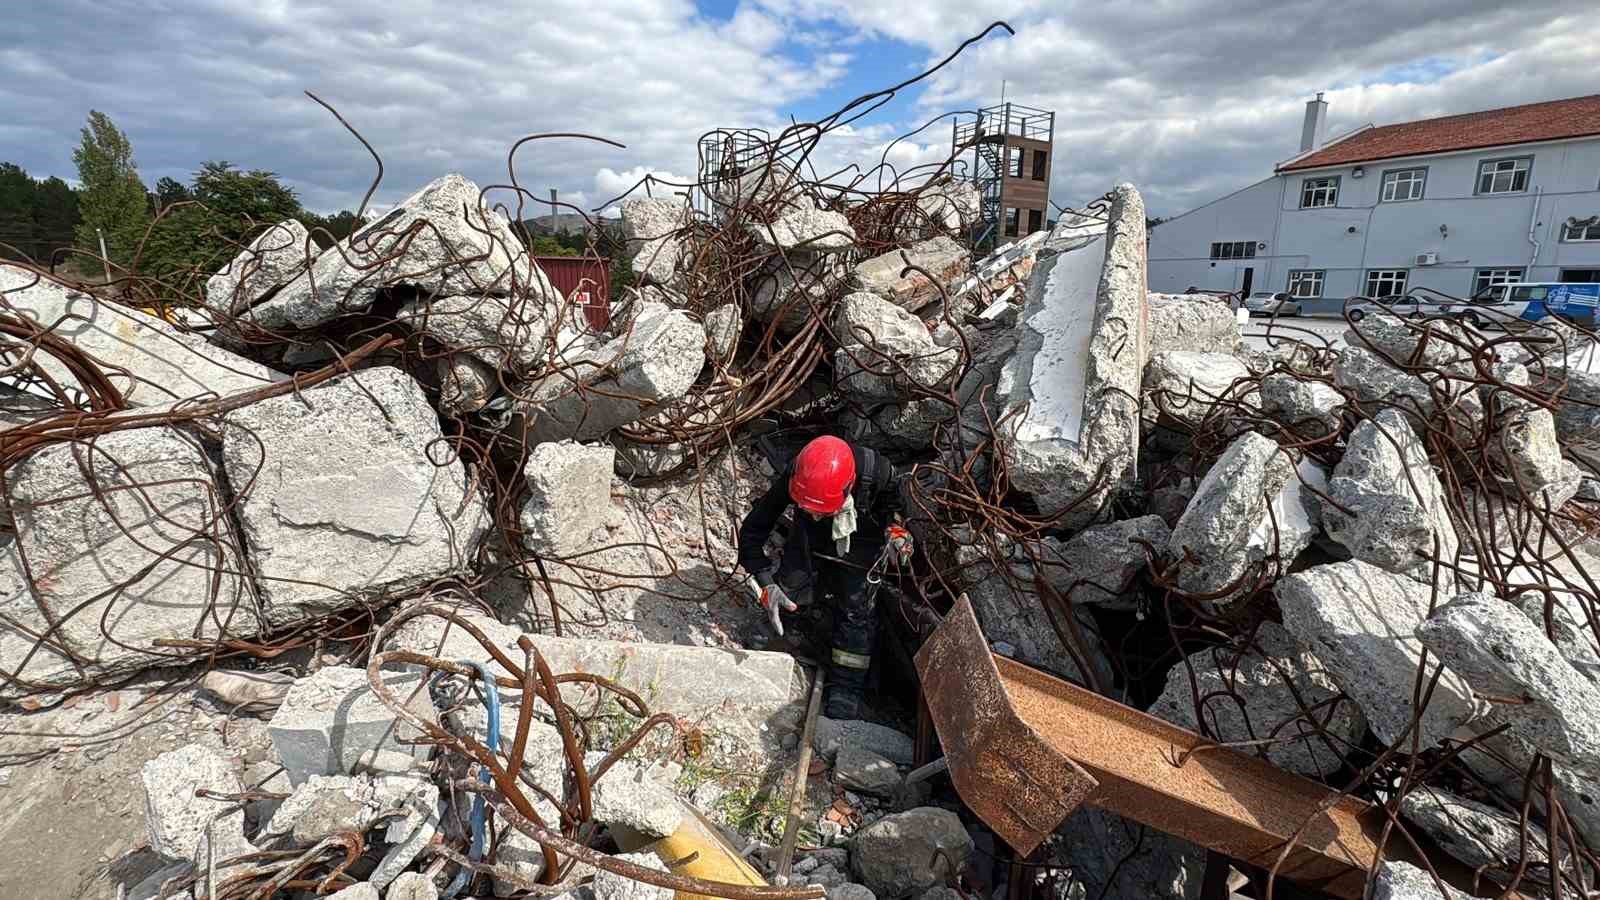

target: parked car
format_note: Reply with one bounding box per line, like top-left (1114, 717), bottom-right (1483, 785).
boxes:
top-left (1345, 290), bottom-right (1459, 321)
top-left (1243, 291), bottom-right (1301, 316)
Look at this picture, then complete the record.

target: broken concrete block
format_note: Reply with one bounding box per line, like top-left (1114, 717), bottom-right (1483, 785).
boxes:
top-left (1243, 456), bottom-right (1328, 571)
top-left (1346, 312), bottom-right (1474, 373)
top-left (1037, 515), bottom-right (1169, 612)
top-left (832, 292), bottom-right (957, 401)
top-left (852, 236), bottom-right (967, 313)
top-left (914, 179), bottom-right (980, 237)
top-left (829, 885), bottom-right (877, 900)
top-left (142, 744), bottom-right (253, 866)
top-left (0, 427), bottom-right (257, 697)
top-left (834, 745), bottom-right (901, 797)
top-left (1148, 622), bottom-right (1365, 777)
top-left (747, 206), bottom-right (855, 252)
top-left (267, 666), bottom-right (437, 786)
top-left (1045, 806), bottom-right (1205, 900)
top-left (1371, 861), bottom-right (1462, 900)
top-left (0, 263), bottom-right (284, 405)
top-left (1142, 351), bottom-right (1249, 431)
top-left (702, 303), bottom-right (740, 364)
top-left (1334, 347), bottom-right (1481, 429)
top-left (1398, 787), bottom-right (1546, 876)
top-left (1166, 432), bottom-right (1294, 598)
top-left (621, 197), bottom-right (689, 287)
top-left (1259, 373), bottom-right (1342, 435)
top-left (328, 884), bottom-right (380, 900)
top-left (437, 355), bottom-right (498, 415)
top-left (387, 872), bottom-right (440, 900)
top-left (1552, 367), bottom-right (1600, 446)
top-left (850, 807), bottom-right (971, 899)
top-left (593, 850), bottom-right (672, 900)
top-left (260, 773), bottom-right (433, 846)
top-left (998, 184), bottom-right (1146, 528)
top-left (591, 760), bottom-right (683, 838)
top-left (400, 292), bottom-right (551, 374)
top-left (221, 366), bottom-right (491, 615)
top-left (519, 441), bottom-right (616, 556)
top-left (1276, 560), bottom-right (1481, 748)
top-left (392, 607), bottom-right (798, 746)
top-left (369, 778), bottom-right (441, 888)
top-left (1145, 293), bottom-right (1239, 356)
top-left (205, 219), bottom-right (313, 315)
top-left (248, 174), bottom-right (546, 329)
top-left (1483, 363), bottom-right (1569, 498)
top-left (953, 529), bottom-right (1117, 690)
top-left (749, 251), bottom-right (842, 331)
top-left (813, 717), bottom-right (915, 766)
top-left (515, 302), bottom-right (705, 442)
top-left (1417, 592), bottom-right (1600, 775)
top-left (1322, 409), bottom-right (1456, 582)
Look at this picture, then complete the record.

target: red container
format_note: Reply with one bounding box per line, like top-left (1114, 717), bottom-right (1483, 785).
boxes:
top-left (534, 255), bottom-right (610, 331)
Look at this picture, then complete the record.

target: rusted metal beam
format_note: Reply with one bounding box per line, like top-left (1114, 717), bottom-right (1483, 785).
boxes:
top-left (914, 595), bottom-right (1492, 900)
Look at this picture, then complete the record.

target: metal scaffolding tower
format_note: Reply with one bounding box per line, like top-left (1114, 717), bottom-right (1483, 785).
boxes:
top-left (952, 102), bottom-right (1056, 246)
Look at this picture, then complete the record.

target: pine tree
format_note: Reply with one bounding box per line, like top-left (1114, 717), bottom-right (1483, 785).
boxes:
top-left (71, 110), bottom-right (150, 273)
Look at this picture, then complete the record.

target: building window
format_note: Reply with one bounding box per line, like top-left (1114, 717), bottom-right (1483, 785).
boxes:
top-left (1032, 150), bottom-right (1047, 181)
top-left (1563, 269), bottom-right (1600, 283)
top-left (1562, 216), bottom-right (1600, 242)
top-left (1364, 269), bottom-right (1409, 298)
top-left (1027, 208), bottom-right (1043, 233)
top-left (1476, 156), bottom-right (1531, 195)
top-left (1008, 148), bottom-right (1023, 178)
top-left (1004, 207), bottom-right (1019, 237)
top-left (1300, 176), bottom-right (1339, 208)
top-left (1473, 268), bottom-right (1524, 296)
top-left (1209, 240), bottom-right (1257, 260)
top-left (1286, 270), bottom-right (1325, 298)
top-left (1380, 167), bottom-right (1427, 202)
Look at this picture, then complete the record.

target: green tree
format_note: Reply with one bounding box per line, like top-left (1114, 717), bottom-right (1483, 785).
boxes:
top-left (0, 163), bottom-right (36, 261)
top-left (139, 162), bottom-right (308, 299)
top-left (301, 209), bottom-right (365, 249)
top-left (154, 176), bottom-right (191, 210)
top-left (72, 110), bottom-right (150, 272)
top-left (530, 235), bottom-right (578, 257)
top-left (33, 176), bottom-right (80, 263)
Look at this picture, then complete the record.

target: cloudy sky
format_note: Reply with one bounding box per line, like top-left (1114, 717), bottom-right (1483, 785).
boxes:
top-left (2, 1), bottom-right (1594, 220)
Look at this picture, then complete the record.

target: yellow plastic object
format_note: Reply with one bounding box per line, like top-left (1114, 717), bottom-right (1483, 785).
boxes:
top-left (611, 801), bottom-right (768, 900)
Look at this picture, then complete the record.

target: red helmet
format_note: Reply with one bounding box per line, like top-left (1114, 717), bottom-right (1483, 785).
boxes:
top-left (789, 436), bottom-right (856, 516)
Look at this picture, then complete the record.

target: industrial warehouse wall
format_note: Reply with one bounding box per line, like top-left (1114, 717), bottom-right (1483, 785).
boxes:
top-left (1150, 136), bottom-right (1600, 299)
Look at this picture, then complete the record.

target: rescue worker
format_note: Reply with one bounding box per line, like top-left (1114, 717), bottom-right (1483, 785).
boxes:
top-left (737, 435), bottom-right (912, 719)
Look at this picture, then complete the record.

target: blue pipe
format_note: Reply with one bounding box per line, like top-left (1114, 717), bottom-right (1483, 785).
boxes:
top-left (443, 660), bottom-right (501, 898)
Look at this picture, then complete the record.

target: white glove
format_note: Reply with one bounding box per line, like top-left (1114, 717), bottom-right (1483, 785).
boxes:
top-left (756, 581), bottom-right (797, 636)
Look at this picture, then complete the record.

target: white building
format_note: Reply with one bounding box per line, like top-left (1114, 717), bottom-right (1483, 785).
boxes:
top-left (1148, 94), bottom-right (1600, 301)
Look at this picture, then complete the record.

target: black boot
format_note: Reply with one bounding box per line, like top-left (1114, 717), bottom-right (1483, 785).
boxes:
top-left (825, 651), bottom-right (869, 719)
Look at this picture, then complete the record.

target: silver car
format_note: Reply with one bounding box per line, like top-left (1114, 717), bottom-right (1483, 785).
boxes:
top-left (1243, 291), bottom-right (1301, 316)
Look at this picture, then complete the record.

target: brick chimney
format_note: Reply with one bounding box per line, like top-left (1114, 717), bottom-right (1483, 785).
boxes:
top-left (1299, 92), bottom-right (1328, 153)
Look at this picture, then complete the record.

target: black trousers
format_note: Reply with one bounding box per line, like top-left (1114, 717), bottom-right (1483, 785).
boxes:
top-left (774, 522), bottom-right (884, 689)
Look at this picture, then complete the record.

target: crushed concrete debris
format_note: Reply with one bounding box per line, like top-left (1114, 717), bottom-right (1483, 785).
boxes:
top-left (141, 743), bottom-right (253, 866)
top-left (1321, 408), bottom-right (1457, 581)
top-left (1145, 293), bottom-right (1240, 356)
top-left (1148, 622), bottom-right (1365, 777)
top-left (1166, 431), bottom-right (1294, 599)
top-left (813, 717), bottom-right (915, 767)
top-left (1418, 592), bottom-right (1600, 775)
top-left (222, 366), bottom-right (491, 613)
top-left (1277, 560), bottom-right (1481, 748)
top-left (0, 263), bottom-right (284, 405)
top-left (621, 197), bottom-right (690, 286)
top-left (205, 219), bottom-right (312, 316)
top-left (1398, 787), bottom-right (1547, 876)
top-left (520, 440), bottom-right (617, 556)
top-left (267, 665), bottom-right (436, 786)
top-left (849, 807), bottom-right (971, 899)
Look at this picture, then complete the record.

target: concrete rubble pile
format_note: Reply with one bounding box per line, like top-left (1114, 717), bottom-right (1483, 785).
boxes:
top-left (2, 137), bottom-right (1598, 899)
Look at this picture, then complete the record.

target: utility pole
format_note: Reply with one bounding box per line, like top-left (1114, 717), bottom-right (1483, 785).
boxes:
top-left (95, 227), bottom-right (112, 283)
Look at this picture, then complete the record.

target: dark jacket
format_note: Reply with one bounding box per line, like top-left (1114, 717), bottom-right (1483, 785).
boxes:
top-left (738, 443), bottom-right (902, 586)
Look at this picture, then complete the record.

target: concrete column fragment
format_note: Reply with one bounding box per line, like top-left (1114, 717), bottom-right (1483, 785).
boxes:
top-left (998, 183), bottom-right (1147, 528)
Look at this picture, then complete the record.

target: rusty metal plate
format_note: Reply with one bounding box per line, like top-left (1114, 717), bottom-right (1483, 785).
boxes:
top-left (913, 594), bottom-right (1098, 856)
top-left (916, 595), bottom-right (1503, 899)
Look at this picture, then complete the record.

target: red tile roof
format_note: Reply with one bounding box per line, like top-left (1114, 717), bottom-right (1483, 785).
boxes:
top-left (1278, 94), bottom-right (1600, 172)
